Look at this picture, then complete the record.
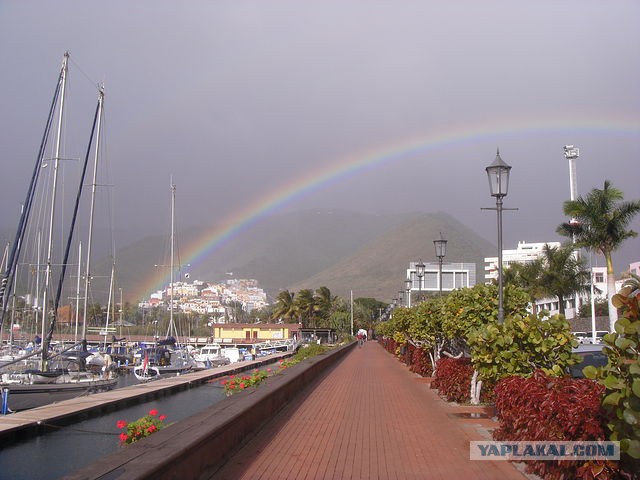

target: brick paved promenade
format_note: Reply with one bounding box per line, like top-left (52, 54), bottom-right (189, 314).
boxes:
top-left (211, 341), bottom-right (527, 480)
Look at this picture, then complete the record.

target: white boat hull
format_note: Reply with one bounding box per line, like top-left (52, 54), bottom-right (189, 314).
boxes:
top-left (132, 365), bottom-right (160, 382)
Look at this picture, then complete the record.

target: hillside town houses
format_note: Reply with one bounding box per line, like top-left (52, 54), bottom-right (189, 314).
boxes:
top-left (140, 278), bottom-right (268, 321)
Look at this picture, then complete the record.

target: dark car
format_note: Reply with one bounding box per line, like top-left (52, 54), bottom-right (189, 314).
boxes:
top-left (569, 344), bottom-right (609, 378)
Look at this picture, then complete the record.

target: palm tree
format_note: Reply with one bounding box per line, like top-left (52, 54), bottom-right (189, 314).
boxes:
top-left (272, 290), bottom-right (297, 323)
top-left (557, 180), bottom-right (640, 329)
top-left (538, 244), bottom-right (590, 317)
top-left (313, 286), bottom-right (336, 327)
top-left (504, 259), bottom-right (546, 314)
top-left (294, 289), bottom-right (316, 328)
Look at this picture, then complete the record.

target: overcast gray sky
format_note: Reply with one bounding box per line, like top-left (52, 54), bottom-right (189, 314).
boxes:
top-left (1, 0), bottom-right (639, 273)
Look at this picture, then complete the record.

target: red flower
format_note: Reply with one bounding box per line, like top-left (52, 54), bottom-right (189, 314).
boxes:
top-left (149, 409), bottom-right (158, 416)
top-left (267, 368), bottom-right (272, 372)
top-left (116, 420), bottom-right (127, 429)
top-left (147, 425), bottom-right (157, 433)
top-left (119, 433), bottom-right (129, 442)
top-left (239, 382), bottom-right (246, 389)
top-left (159, 415), bottom-right (167, 421)
top-left (220, 379), bottom-right (227, 386)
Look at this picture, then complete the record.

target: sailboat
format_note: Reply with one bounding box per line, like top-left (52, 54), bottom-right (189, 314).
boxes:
top-left (132, 351), bottom-right (160, 382)
top-left (132, 181), bottom-right (196, 378)
top-left (0, 53), bottom-right (118, 412)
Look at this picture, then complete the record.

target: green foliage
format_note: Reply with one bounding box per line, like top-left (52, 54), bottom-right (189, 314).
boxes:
top-left (409, 297), bottom-right (446, 350)
top-left (440, 283), bottom-right (529, 342)
top-left (557, 181), bottom-right (640, 261)
top-left (537, 244), bottom-right (591, 317)
top-left (468, 314), bottom-right (578, 383)
top-left (584, 276), bottom-right (640, 462)
top-left (272, 290), bottom-right (297, 323)
top-left (294, 342), bottom-right (329, 361)
top-left (578, 299), bottom-right (609, 318)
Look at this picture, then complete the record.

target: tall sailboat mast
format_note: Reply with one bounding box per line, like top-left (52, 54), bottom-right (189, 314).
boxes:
top-left (167, 180), bottom-right (177, 338)
top-left (81, 86), bottom-right (105, 342)
top-left (40, 52), bottom-right (69, 368)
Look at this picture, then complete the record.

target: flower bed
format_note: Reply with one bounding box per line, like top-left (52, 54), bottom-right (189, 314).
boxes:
top-left (221, 369), bottom-right (270, 395)
top-left (117, 409), bottom-right (169, 445)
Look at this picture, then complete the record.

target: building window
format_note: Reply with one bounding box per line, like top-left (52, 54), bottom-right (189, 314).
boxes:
top-left (595, 273), bottom-right (604, 283)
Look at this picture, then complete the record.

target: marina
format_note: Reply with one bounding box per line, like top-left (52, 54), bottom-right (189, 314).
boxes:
top-left (0, 353), bottom-right (289, 479)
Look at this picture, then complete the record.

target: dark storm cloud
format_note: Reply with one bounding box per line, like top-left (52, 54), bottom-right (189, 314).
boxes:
top-left (1, 0), bottom-right (638, 271)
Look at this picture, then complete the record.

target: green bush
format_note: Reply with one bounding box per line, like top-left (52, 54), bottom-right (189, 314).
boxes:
top-left (468, 314), bottom-right (577, 384)
top-left (584, 276), bottom-right (640, 468)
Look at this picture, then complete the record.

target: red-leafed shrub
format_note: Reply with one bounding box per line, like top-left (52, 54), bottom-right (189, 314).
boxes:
top-left (431, 357), bottom-right (494, 403)
top-left (493, 370), bottom-right (615, 480)
top-left (379, 337), bottom-right (398, 355)
top-left (378, 338), bottom-right (433, 378)
top-left (408, 344), bottom-right (433, 377)
top-left (431, 357), bottom-right (473, 403)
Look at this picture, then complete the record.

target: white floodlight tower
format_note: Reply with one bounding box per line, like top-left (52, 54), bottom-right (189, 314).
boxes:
top-left (563, 145), bottom-right (580, 204)
top-left (564, 145), bottom-right (586, 327)
top-left (563, 145), bottom-right (580, 241)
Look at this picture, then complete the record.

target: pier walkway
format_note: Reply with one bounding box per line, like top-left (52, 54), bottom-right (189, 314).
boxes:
top-left (211, 341), bottom-right (527, 480)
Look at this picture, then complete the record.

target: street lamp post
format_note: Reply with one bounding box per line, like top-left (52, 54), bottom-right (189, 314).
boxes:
top-left (405, 278), bottom-right (412, 308)
top-left (398, 290), bottom-right (405, 308)
top-left (415, 260), bottom-right (425, 303)
top-left (485, 149), bottom-right (511, 324)
top-left (433, 233), bottom-right (447, 296)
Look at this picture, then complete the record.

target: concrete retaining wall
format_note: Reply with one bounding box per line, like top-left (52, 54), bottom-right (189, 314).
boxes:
top-left (63, 342), bottom-right (355, 480)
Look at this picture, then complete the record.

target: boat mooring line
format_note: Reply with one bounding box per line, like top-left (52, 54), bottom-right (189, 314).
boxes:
top-left (37, 420), bottom-right (119, 436)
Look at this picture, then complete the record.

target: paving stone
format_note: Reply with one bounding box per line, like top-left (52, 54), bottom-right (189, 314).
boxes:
top-left (210, 342), bottom-right (526, 480)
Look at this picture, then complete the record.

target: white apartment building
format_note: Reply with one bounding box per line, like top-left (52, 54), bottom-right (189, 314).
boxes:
top-left (484, 241), bottom-right (561, 283)
top-left (483, 241), bottom-right (608, 318)
top-left (406, 261), bottom-right (476, 295)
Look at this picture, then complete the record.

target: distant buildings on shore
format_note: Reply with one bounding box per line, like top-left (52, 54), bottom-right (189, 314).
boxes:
top-left (139, 278), bottom-right (268, 319)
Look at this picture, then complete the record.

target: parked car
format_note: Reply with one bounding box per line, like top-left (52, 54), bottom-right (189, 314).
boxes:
top-left (569, 344), bottom-right (609, 378)
top-left (591, 330), bottom-right (609, 344)
top-left (572, 331), bottom-right (589, 344)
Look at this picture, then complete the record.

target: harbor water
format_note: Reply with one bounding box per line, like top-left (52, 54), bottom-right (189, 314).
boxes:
top-left (0, 374), bottom-right (229, 479)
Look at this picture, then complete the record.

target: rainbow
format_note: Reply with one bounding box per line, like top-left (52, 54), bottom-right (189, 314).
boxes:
top-left (134, 115), bottom-right (640, 299)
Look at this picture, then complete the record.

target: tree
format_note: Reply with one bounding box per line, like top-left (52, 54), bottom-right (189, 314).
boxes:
top-left (272, 290), bottom-right (297, 323)
top-left (294, 289), bottom-right (315, 327)
top-left (538, 243), bottom-right (590, 318)
top-left (353, 297), bottom-right (387, 333)
top-left (226, 300), bottom-right (247, 323)
top-left (557, 180), bottom-right (640, 330)
top-left (504, 259), bottom-right (546, 314)
top-left (313, 286), bottom-right (336, 327)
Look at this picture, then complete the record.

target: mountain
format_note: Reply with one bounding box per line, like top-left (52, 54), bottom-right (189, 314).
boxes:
top-left (105, 210), bottom-right (495, 303)
top-left (286, 211), bottom-right (496, 299)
